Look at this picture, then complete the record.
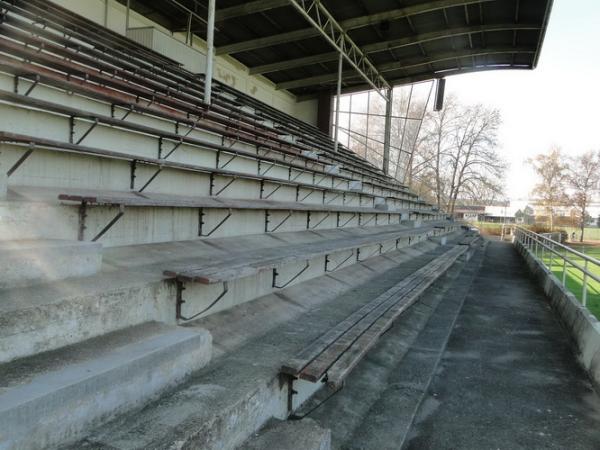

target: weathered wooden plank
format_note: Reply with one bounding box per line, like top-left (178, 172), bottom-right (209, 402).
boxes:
top-left (282, 246), bottom-right (464, 377)
top-left (168, 224), bottom-right (440, 283)
top-left (325, 247), bottom-right (467, 388)
top-left (282, 245), bottom-right (466, 383)
top-left (297, 254), bottom-right (456, 382)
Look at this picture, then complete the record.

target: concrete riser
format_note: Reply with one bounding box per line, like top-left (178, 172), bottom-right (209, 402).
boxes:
top-left (0, 228), bottom-right (455, 364)
top-left (0, 91), bottom-right (424, 207)
top-left (0, 240), bottom-right (102, 289)
top-left (0, 198), bottom-right (416, 247)
top-left (0, 327), bottom-right (212, 450)
top-left (0, 281), bottom-right (174, 364)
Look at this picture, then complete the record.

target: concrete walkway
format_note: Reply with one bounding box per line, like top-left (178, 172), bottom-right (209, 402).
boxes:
top-left (405, 240), bottom-right (600, 449)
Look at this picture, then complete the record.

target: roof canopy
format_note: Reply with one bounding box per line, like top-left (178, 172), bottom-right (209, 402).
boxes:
top-left (120, 0), bottom-right (553, 98)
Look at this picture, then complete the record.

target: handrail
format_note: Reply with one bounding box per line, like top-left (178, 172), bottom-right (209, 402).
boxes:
top-left (513, 226), bottom-right (600, 306)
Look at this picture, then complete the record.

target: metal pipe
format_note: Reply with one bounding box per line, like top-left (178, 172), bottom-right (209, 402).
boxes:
top-left (203, 0), bottom-right (215, 105)
top-left (383, 87), bottom-right (393, 175)
top-left (333, 51), bottom-right (342, 152)
top-left (186, 12), bottom-right (193, 45)
top-left (125, 0), bottom-right (130, 31)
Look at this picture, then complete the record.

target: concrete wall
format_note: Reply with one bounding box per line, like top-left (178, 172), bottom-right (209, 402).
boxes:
top-left (48, 0), bottom-right (318, 125)
top-left (515, 240), bottom-right (600, 389)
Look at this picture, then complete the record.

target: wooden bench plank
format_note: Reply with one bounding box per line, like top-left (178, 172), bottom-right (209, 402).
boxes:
top-left (324, 246), bottom-right (467, 389)
top-left (281, 246), bottom-right (465, 380)
top-left (165, 224), bottom-right (447, 284)
top-left (296, 248), bottom-right (465, 382)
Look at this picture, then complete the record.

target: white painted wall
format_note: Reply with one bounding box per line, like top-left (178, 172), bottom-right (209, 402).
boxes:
top-left (48, 0), bottom-right (318, 125)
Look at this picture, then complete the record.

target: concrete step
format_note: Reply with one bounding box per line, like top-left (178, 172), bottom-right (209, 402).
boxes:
top-left (0, 225), bottom-right (455, 364)
top-left (299, 241), bottom-right (486, 449)
top-left (241, 418), bottom-right (331, 450)
top-left (0, 321), bottom-right (212, 450)
top-left (0, 270), bottom-right (169, 364)
top-left (66, 242), bottom-right (463, 450)
top-left (0, 239), bottom-right (102, 289)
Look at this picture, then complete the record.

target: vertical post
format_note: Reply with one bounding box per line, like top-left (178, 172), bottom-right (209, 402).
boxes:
top-left (204, 0), bottom-right (216, 106)
top-left (582, 259), bottom-right (589, 306)
top-left (562, 258), bottom-right (567, 286)
top-left (104, 0), bottom-right (109, 27)
top-left (383, 87), bottom-right (393, 175)
top-left (125, 0), bottom-right (130, 31)
top-left (333, 51), bottom-right (343, 152)
top-left (549, 243), bottom-right (553, 272)
top-left (186, 12), bottom-right (193, 45)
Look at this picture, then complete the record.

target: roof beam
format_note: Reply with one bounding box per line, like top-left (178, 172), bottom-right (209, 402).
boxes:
top-left (286, 0), bottom-right (390, 95)
top-left (216, 0), bottom-right (495, 55)
top-left (249, 23), bottom-right (541, 75)
top-left (294, 65), bottom-right (530, 101)
top-left (276, 46), bottom-right (536, 91)
top-left (215, 0), bottom-right (290, 22)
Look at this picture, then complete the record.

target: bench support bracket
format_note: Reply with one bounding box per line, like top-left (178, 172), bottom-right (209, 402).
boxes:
top-left (273, 261), bottom-right (310, 289)
top-left (325, 250), bottom-right (355, 272)
top-left (308, 211), bottom-right (331, 230)
top-left (266, 209), bottom-right (293, 233)
top-left (92, 205), bottom-right (125, 242)
top-left (176, 280), bottom-right (229, 321)
top-left (199, 208), bottom-right (232, 237)
top-left (6, 143), bottom-right (35, 177)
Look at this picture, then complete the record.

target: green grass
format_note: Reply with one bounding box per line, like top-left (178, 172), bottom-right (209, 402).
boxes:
top-left (561, 226), bottom-right (600, 241)
top-left (540, 244), bottom-right (600, 320)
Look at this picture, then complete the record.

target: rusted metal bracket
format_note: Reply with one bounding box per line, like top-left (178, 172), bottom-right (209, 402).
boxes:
top-left (160, 137), bottom-right (184, 159)
top-left (266, 209), bottom-right (293, 232)
top-left (325, 250), bottom-right (355, 272)
top-left (356, 243), bottom-right (383, 262)
top-left (6, 142), bottom-right (35, 177)
top-left (308, 211), bottom-right (331, 230)
top-left (359, 213), bottom-right (377, 227)
top-left (297, 188), bottom-right (316, 202)
top-left (217, 150), bottom-right (238, 169)
top-left (74, 118), bottom-right (99, 145)
top-left (176, 280), bottom-right (229, 321)
top-left (273, 261), bottom-right (310, 289)
top-left (260, 180), bottom-right (282, 200)
top-left (337, 212), bottom-right (356, 228)
top-left (210, 173), bottom-right (237, 196)
top-left (15, 74), bottom-right (40, 97)
top-left (199, 208), bottom-right (232, 237)
top-left (92, 204), bottom-right (125, 242)
top-left (325, 191), bottom-right (342, 204)
top-left (258, 160), bottom-right (276, 176)
top-left (77, 200), bottom-right (88, 241)
top-left (138, 165), bottom-right (163, 193)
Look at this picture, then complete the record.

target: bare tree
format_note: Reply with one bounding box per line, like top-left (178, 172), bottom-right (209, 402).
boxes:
top-left (410, 98), bottom-right (506, 212)
top-left (528, 147), bottom-right (569, 231)
top-left (567, 151), bottom-right (600, 242)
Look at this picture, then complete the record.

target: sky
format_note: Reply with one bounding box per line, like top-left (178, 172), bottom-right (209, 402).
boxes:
top-left (444, 0), bottom-right (600, 201)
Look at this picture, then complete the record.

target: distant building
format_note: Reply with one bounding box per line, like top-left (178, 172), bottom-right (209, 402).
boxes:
top-left (453, 205), bottom-right (486, 221)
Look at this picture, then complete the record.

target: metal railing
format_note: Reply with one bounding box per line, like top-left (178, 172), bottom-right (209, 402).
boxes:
top-left (514, 226), bottom-right (600, 307)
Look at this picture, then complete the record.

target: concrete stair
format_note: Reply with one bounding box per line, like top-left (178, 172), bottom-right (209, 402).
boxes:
top-left (0, 239), bottom-right (102, 289)
top-left (241, 418), bottom-right (331, 450)
top-left (0, 321), bottom-right (211, 450)
top-left (65, 239), bottom-right (465, 450)
top-left (295, 240), bottom-right (487, 449)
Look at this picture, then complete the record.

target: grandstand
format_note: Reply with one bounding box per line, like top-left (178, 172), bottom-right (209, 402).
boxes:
top-left (0, 1), bottom-right (553, 449)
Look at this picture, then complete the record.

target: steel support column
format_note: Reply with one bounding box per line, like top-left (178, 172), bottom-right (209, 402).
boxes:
top-left (383, 87), bottom-right (393, 175)
top-left (204, 0), bottom-right (216, 105)
top-left (333, 51), bottom-right (343, 152)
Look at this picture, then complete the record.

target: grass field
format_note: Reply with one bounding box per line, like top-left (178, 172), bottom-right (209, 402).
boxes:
top-left (562, 226), bottom-right (600, 241)
top-left (541, 244), bottom-right (600, 320)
